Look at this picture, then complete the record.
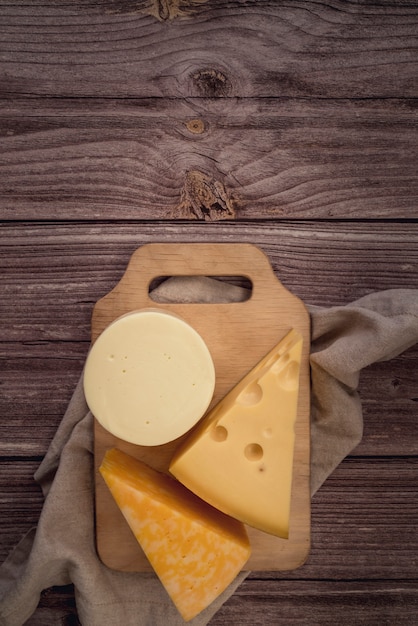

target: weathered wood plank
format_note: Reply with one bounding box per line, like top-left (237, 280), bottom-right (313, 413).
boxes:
top-left (306, 457), bottom-right (418, 580)
top-left (0, 353), bottom-right (83, 456)
top-left (211, 579), bottom-right (418, 625)
top-left (0, 461), bottom-right (44, 562)
top-left (1, 2), bottom-right (416, 624)
top-left (1, 98), bottom-right (417, 219)
top-left (1, 221), bottom-right (417, 454)
top-left (357, 357), bottom-right (418, 456)
top-left (1, 346), bottom-right (417, 457)
top-left (22, 579), bottom-right (418, 626)
top-left (1, 1), bottom-right (417, 99)
top-left (26, 586), bottom-right (79, 626)
top-left (2, 458), bottom-right (417, 572)
top-left (1, 222), bottom-right (418, 335)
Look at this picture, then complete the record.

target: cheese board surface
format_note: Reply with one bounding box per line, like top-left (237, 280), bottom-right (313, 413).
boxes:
top-left (92, 243), bottom-right (311, 571)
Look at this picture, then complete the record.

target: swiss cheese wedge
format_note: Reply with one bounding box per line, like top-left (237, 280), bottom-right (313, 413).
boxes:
top-left (99, 448), bottom-right (251, 622)
top-left (170, 329), bottom-right (303, 539)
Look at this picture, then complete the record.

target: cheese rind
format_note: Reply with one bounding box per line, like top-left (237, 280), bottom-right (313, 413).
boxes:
top-left (169, 329), bottom-right (303, 538)
top-left (99, 448), bottom-right (251, 622)
top-left (83, 308), bottom-right (215, 446)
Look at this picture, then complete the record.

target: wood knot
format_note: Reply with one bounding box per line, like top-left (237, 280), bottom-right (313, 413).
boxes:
top-left (152, 0), bottom-right (200, 21)
top-left (191, 68), bottom-right (231, 97)
top-left (186, 118), bottom-right (205, 134)
top-left (108, 0), bottom-right (209, 21)
top-left (172, 170), bottom-right (235, 221)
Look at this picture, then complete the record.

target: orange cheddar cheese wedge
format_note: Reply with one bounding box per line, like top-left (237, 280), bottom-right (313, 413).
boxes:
top-left (99, 448), bottom-right (251, 622)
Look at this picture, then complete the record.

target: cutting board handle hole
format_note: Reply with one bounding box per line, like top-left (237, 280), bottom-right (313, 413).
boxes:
top-left (148, 275), bottom-right (252, 303)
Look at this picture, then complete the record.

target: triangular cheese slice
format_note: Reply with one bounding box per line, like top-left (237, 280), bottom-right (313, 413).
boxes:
top-left (99, 448), bottom-right (251, 622)
top-left (169, 329), bottom-right (303, 539)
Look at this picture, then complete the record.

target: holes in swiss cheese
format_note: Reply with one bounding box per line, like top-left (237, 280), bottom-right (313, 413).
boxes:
top-left (244, 443), bottom-right (264, 462)
top-left (236, 381), bottom-right (262, 405)
top-left (211, 424), bottom-right (228, 442)
top-left (280, 360), bottom-right (300, 391)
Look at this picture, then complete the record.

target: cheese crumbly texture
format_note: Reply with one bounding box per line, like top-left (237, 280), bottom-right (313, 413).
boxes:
top-left (170, 329), bottom-right (303, 538)
top-left (99, 448), bottom-right (251, 622)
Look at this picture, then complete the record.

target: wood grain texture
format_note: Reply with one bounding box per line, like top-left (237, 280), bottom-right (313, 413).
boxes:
top-left (1, 0), bottom-right (418, 622)
top-left (211, 580), bottom-right (418, 625)
top-left (3, 459), bottom-right (418, 624)
top-left (1, 222), bottom-right (417, 455)
top-left (22, 580), bottom-right (418, 626)
top-left (2, 344), bottom-right (417, 458)
top-left (1, 1), bottom-right (418, 99)
top-left (2, 221), bottom-right (418, 333)
top-left (3, 458), bottom-right (416, 576)
top-left (1, 98), bottom-right (417, 219)
top-left (0, 461), bottom-right (44, 562)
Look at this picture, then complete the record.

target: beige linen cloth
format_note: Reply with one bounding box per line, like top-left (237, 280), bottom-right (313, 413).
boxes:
top-left (1, 278), bottom-right (418, 626)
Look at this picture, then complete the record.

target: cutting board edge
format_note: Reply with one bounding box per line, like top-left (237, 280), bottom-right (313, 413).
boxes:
top-left (92, 242), bottom-right (311, 573)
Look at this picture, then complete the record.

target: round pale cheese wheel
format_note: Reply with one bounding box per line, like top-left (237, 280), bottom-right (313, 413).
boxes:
top-left (83, 308), bottom-right (215, 446)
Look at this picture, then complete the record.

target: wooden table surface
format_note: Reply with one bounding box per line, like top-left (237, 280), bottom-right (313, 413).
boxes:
top-left (1, 1), bottom-right (418, 624)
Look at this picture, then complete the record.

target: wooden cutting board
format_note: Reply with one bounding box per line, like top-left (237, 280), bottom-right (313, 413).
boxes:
top-left (92, 243), bottom-right (311, 572)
